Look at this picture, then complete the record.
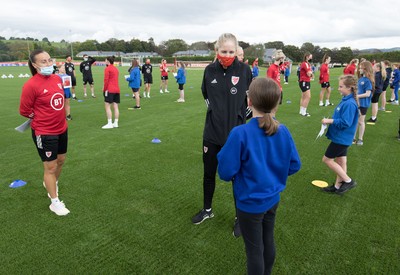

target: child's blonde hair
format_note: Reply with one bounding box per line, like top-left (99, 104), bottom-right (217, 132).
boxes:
top-left (339, 74), bottom-right (359, 106)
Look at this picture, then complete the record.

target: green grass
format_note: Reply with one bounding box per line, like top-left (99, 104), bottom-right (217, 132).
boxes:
top-left (0, 64), bottom-right (399, 274)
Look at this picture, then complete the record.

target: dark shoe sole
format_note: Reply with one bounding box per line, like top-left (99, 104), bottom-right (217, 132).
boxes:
top-left (336, 182), bottom-right (357, 194)
top-left (192, 213), bottom-right (214, 225)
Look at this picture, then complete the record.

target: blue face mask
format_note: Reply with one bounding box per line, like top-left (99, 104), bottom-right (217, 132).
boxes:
top-left (39, 65), bottom-right (54, 76)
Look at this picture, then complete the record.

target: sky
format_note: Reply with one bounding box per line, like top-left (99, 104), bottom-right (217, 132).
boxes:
top-left (1, 0), bottom-right (399, 50)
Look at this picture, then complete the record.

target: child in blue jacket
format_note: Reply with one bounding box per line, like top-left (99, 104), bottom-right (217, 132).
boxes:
top-left (321, 75), bottom-right (359, 194)
top-left (126, 59), bottom-right (141, 109)
top-left (217, 77), bottom-right (301, 275)
top-left (174, 62), bottom-right (186, 102)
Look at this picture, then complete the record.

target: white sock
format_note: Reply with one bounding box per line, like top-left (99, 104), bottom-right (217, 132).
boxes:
top-left (372, 116), bottom-right (376, 120)
top-left (108, 119), bottom-right (112, 124)
top-left (319, 101), bottom-right (323, 105)
top-left (51, 197), bottom-right (60, 204)
top-left (114, 119), bottom-right (119, 124)
top-left (72, 93), bottom-right (76, 98)
top-left (344, 178), bottom-right (352, 183)
top-left (205, 208), bottom-right (212, 212)
top-left (325, 100), bottom-right (330, 105)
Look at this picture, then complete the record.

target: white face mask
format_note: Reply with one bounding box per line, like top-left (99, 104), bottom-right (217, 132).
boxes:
top-left (39, 65), bottom-right (54, 76)
top-left (84, 57), bottom-right (88, 61)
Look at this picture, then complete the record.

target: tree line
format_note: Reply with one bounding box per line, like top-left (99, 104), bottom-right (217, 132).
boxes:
top-left (1, 36), bottom-right (399, 64)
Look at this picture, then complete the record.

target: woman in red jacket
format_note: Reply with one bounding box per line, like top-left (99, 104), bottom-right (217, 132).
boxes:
top-left (319, 54), bottom-right (333, 106)
top-left (102, 56), bottom-right (120, 129)
top-left (19, 49), bottom-right (70, 216)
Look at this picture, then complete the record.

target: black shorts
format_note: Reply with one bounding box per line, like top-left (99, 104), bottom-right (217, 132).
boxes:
top-left (104, 92), bottom-right (120, 104)
top-left (324, 142), bottom-right (348, 159)
top-left (299, 81), bottom-right (310, 92)
top-left (359, 106), bottom-right (368, 115)
top-left (131, 88), bottom-right (139, 93)
top-left (70, 76), bottom-right (76, 87)
top-left (321, 82), bottom-right (330, 88)
top-left (371, 92), bottom-right (382, 103)
top-left (144, 75), bottom-right (153, 84)
top-left (161, 75), bottom-right (168, 81)
top-left (31, 129), bottom-right (68, 162)
top-left (382, 82), bottom-right (390, 92)
top-left (178, 83), bottom-right (184, 90)
top-left (83, 76), bottom-right (94, 85)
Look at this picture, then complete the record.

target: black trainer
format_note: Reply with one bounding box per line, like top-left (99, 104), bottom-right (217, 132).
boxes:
top-left (367, 117), bottom-right (377, 123)
top-left (66, 115), bottom-right (72, 121)
top-left (192, 209), bottom-right (214, 225)
top-left (322, 184), bottom-right (338, 193)
top-left (336, 180), bottom-right (357, 194)
top-left (233, 217), bottom-right (242, 238)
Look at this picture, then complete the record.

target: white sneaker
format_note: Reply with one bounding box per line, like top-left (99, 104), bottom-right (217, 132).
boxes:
top-left (147, 93), bottom-right (151, 98)
top-left (102, 123), bottom-right (113, 129)
top-left (319, 102), bottom-right (324, 107)
top-left (43, 181), bottom-right (58, 198)
top-left (176, 98), bottom-right (185, 103)
top-left (165, 90), bottom-right (170, 93)
top-left (143, 92), bottom-right (147, 98)
top-left (49, 201), bottom-right (70, 216)
top-left (113, 122), bottom-right (119, 128)
top-left (160, 90), bottom-right (164, 94)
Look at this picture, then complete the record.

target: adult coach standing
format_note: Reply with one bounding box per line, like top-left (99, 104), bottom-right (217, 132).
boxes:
top-left (102, 56), bottom-right (120, 129)
top-left (19, 49), bottom-right (70, 216)
top-left (299, 52), bottom-right (313, 117)
top-left (267, 50), bottom-right (285, 104)
top-left (191, 33), bottom-right (252, 234)
top-left (65, 55), bottom-right (77, 100)
top-left (80, 54), bottom-right (96, 98)
top-left (142, 58), bottom-right (153, 98)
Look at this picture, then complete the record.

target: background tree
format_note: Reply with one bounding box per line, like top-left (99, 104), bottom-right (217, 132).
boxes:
top-left (244, 43), bottom-right (264, 58)
top-left (283, 44), bottom-right (302, 62)
top-left (300, 42), bottom-right (315, 55)
top-left (161, 39), bottom-right (188, 56)
top-left (76, 40), bottom-right (99, 52)
top-left (189, 41), bottom-right (209, 51)
top-left (238, 41), bottom-right (250, 50)
top-left (264, 41), bottom-right (285, 50)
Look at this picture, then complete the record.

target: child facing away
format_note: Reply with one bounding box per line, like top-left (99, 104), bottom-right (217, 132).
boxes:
top-left (174, 62), bottom-right (186, 102)
top-left (217, 77), bottom-right (301, 275)
top-left (321, 75), bottom-right (359, 194)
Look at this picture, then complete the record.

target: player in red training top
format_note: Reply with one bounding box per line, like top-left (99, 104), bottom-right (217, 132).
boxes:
top-left (267, 50), bottom-right (285, 104)
top-left (19, 49), bottom-right (70, 216)
top-left (319, 54), bottom-right (334, 107)
top-left (102, 55), bottom-right (120, 129)
top-left (159, 59), bottom-right (169, 93)
top-left (343, 59), bottom-right (358, 75)
top-left (298, 52), bottom-right (313, 117)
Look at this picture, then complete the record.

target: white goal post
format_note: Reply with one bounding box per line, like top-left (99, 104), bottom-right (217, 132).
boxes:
top-left (121, 56), bottom-right (144, 66)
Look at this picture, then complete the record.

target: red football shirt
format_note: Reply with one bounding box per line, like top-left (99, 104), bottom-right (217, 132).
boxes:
top-left (20, 74), bottom-right (67, 135)
top-left (343, 63), bottom-right (356, 75)
top-left (267, 63), bottom-right (282, 90)
top-left (299, 61), bottom-right (312, 82)
top-left (103, 65), bottom-right (120, 93)
top-left (319, 63), bottom-right (330, 83)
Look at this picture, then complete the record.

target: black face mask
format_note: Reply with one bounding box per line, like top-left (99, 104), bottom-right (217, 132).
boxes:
top-left (308, 59), bottom-right (313, 63)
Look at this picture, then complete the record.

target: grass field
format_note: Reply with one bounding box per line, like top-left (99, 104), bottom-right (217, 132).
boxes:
top-left (0, 64), bottom-right (399, 274)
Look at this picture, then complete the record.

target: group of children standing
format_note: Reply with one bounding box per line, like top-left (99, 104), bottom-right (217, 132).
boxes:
top-left (127, 58), bottom-right (187, 109)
